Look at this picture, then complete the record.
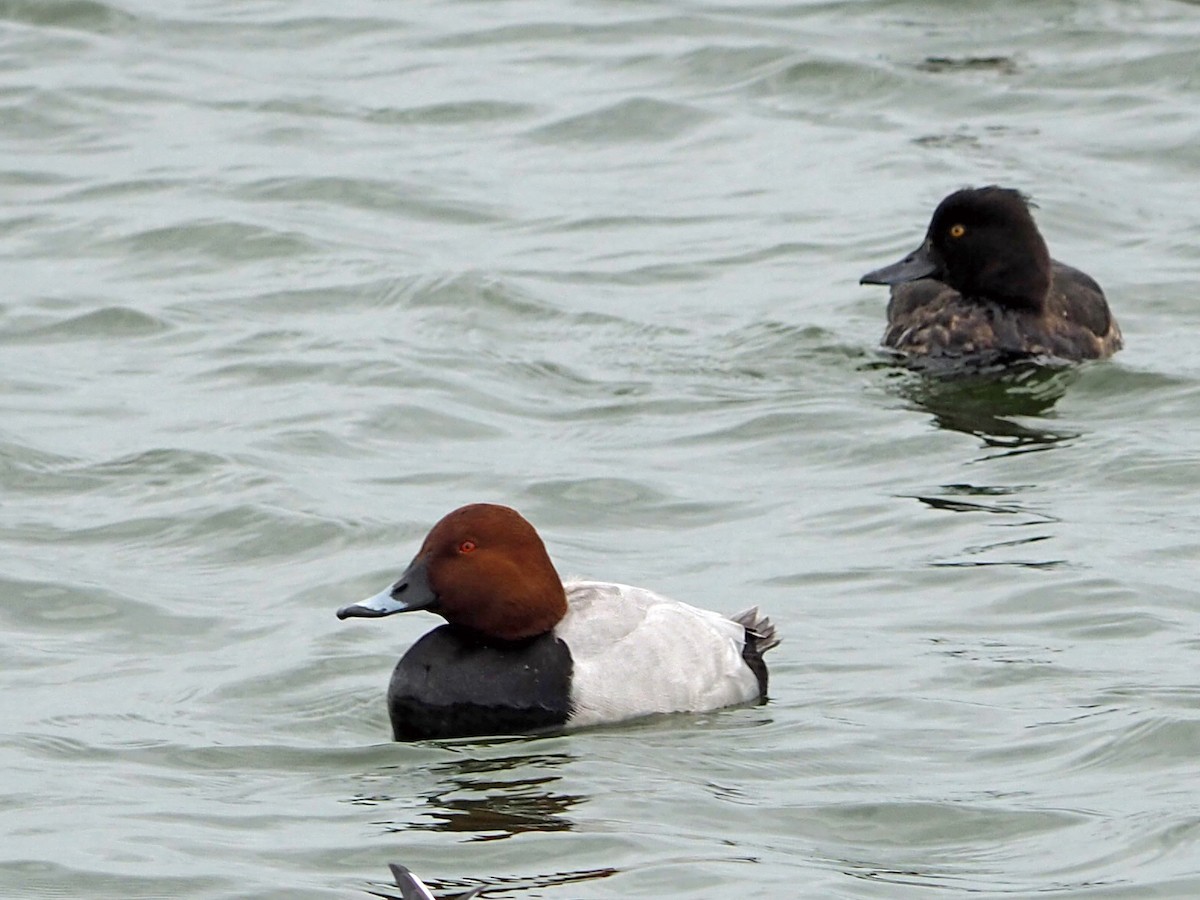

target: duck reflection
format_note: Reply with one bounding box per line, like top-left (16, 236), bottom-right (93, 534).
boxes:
top-left (880, 358), bottom-right (1081, 452)
top-left (350, 749), bottom-right (584, 841)
top-left (912, 483), bottom-right (1057, 520)
top-left (405, 752), bottom-right (581, 840)
top-left (907, 483), bottom-right (1064, 570)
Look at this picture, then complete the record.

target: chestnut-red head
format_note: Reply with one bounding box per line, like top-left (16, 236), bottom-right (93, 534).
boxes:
top-left (337, 503), bottom-right (567, 642)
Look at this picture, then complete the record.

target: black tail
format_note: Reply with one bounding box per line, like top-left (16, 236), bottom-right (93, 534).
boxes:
top-left (729, 606), bottom-right (779, 698)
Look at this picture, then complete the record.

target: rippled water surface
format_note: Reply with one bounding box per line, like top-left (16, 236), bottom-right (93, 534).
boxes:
top-left (3, 0), bottom-right (1200, 897)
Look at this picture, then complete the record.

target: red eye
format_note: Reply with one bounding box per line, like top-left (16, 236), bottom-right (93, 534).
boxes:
top-left (459, 540), bottom-right (476, 554)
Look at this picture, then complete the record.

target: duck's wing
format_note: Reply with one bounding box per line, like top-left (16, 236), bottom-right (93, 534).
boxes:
top-left (1047, 260), bottom-right (1122, 356)
top-left (385, 865), bottom-right (484, 900)
top-left (386, 866), bottom-right (437, 900)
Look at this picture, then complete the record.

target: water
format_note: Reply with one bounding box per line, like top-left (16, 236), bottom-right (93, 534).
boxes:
top-left (2, 0), bottom-right (1199, 897)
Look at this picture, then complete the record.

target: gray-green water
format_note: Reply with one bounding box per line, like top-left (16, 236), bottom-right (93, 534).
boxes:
top-left (3, 0), bottom-right (1200, 897)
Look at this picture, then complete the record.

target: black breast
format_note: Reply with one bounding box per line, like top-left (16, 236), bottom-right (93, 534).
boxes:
top-left (387, 625), bottom-right (573, 740)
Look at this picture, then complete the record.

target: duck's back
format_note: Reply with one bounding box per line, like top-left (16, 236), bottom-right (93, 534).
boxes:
top-left (884, 260), bottom-right (1121, 362)
top-left (558, 580), bottom-right (762, 727)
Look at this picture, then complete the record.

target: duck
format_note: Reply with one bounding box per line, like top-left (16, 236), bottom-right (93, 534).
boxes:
top-left (337, 503), bottom-right (778, 740)
top-left (859, 186), bottom-right (1122, 365)
top-left (385, 863), bottom-right (483, 900)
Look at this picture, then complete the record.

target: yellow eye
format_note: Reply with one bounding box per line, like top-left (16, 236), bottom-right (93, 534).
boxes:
top-left (949, 224), bottom-right (966, 238)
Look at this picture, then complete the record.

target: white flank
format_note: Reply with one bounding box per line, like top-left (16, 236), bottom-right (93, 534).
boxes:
top-left (557, 580), bottom-right (762, 727)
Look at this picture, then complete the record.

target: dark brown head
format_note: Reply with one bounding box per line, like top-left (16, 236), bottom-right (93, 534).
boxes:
top-left (336, 503), bottom-right (567, 642)
top-left (861, 186), bottom-right (1053, 312)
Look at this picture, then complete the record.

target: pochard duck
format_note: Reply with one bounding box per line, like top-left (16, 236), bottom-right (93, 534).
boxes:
top-left (337, 503), bottom-right (779, 740)
top-left (860, 186), bottom-right (1122, 364)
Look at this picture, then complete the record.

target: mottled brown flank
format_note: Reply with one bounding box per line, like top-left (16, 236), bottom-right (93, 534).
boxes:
top-left (884, 261), bottom-right (1123, 360)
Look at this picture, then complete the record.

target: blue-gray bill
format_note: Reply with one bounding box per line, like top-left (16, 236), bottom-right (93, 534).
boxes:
top-left (335, 557), bottom-right (437, 619)
top-left (860, 239), bottom-right (938, 285)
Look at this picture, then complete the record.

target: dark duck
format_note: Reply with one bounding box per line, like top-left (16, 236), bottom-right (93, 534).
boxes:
top-left (860, 187), bottom-right (1122, 365)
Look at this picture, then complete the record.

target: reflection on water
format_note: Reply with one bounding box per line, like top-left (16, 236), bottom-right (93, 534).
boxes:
top-left (350, 751), bottom-right (583, 842)
top-left (916, 55), bottom-right (1020, 75)
top-left (407, 753), bottom-right (581, 841)
top-left (912, 482), bottom-right (1056, 520)
top-left (880, 360), bottom-right (1083, 452)
top-left (906, 483), bottom-right (1065, 570)
top-left (366, 862), bottom-right (618, 900)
